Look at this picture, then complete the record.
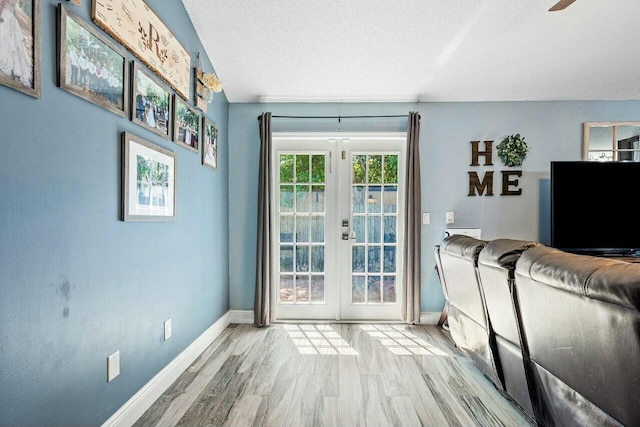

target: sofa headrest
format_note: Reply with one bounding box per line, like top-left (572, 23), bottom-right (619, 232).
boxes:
top-left (479, 239), bottom-right (541, 269)
top-left (439, 234), bottom-right (487, 262)
top-left (517, 246), bottom-right (640, 310)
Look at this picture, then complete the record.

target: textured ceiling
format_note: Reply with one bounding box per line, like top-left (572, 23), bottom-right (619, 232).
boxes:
top-left (182, 0), bottom-right (640, 103)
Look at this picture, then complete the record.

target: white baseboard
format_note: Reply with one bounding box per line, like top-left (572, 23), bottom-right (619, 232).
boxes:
top-left (229, 310), bottom-right (254, 324)
top-left (101, 311), bottom-right (232, 427)
top-left (420, 312), bottom-right (442, 325)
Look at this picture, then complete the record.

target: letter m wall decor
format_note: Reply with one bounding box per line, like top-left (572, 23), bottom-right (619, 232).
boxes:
top-left (92, 0), bottom-right (191, 99)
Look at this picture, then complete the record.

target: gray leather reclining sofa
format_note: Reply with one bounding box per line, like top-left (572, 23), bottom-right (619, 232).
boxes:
top-left (434, 234), bottom-right (640, 427)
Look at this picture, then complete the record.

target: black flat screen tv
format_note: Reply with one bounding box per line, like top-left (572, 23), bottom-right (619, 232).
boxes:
top-left (551, 161), bottom-right (640, 256)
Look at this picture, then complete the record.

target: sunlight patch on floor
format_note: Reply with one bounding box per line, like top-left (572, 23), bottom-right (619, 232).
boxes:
top-left (284, 324), bottom-right (358, 355)
top-left (359, 324), bottom-right (449, 356)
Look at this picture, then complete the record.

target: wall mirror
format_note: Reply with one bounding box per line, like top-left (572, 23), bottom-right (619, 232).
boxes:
top-left (583, 122), bottom-right (640, 161)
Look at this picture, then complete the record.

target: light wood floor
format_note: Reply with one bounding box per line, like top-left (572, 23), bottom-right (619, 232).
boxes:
top-left (134, 323), bottom-right (535, 427)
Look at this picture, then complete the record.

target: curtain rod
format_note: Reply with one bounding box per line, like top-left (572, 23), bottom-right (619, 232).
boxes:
top-left (259, 114), bottom-right (409, 121)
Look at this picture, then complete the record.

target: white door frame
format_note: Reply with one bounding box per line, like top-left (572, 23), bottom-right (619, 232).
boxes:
top-left (338, 135), bottom-right (406, 321)
top-left (270, 132), bottom-right (406, 322)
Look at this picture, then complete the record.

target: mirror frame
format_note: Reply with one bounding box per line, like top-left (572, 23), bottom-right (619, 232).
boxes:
top-left (583, 121), bottom-right (640, 161)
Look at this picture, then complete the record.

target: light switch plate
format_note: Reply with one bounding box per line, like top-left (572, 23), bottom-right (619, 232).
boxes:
top-left (446, 211), bottom-right (455, 224)
top-left (107, 351), bottom-right (120, 382)
top-left (164, 319), bottom-right (172, 341)
top-left (422, 212), bottom-right (430, 224)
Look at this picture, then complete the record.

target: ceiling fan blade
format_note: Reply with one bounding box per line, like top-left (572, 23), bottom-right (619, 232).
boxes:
top-left (549, 0), bottom-right (577, 11)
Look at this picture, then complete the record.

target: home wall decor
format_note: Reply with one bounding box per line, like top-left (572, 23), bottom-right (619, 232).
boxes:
top-left (121, 131), bottom-right (176, 221)
top-left (0, 0), bottom-right (40, 98)
top-left (173, 95), bottom-right (200, 153)
top-left (468, 140), bottom-right (523, 196)
top-left (58, 3), bottom-right (128, 117)
top-left (131, 61), bottom-right (172, 139)
top-left (91, 0), bottom-right (190, 100)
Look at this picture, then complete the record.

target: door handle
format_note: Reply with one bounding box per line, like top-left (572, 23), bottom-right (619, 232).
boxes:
top-left (342, 231), bottom-right (356, 241)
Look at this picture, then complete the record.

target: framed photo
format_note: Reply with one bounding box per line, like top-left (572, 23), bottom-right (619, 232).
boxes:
top-left (0, 0), bottom-right (40, 98)
top-left (173, 96), bottom-right (200, 153)
top-left (202, 117), bottom-right (218, 170)
top-left (122, 132), bottom-right (176, 222)
top-left (57, 4), bottom-right (128, 117)
top-left (131, 62), bottom-right (172, 139)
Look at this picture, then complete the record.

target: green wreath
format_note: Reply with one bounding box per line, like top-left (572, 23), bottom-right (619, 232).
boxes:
top-left (497, 134), bottom-right (528, 167)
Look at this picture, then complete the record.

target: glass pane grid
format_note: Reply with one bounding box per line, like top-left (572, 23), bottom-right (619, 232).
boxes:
top-left (351, 153), bottom-right (398, 306)
top-left (279, 152), bottom-right (327, 305)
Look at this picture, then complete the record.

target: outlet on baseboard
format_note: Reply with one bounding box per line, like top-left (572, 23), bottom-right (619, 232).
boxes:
top-left (107, 351), bottom-right (120, 382)
top-left (164, 319), bottom-right (172, 341)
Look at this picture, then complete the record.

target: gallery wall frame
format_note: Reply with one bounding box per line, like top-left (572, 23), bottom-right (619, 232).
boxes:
top-left (131, 61), bottom-right (172, 139)
top-left (91, 0), bottom-right (191, 100)
top-left (122, 131), bottom-right (176, 222)
top-left (0, 0), bottom-right (41, 98)
top-left (173, 95), bottom-right (200, 153)
top-left (57, 3), bottom-right (128, 117)
top-left (202, 117), bottom-right (218, 171)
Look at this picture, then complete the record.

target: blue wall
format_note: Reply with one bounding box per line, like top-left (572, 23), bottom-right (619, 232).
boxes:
top-left (228, 101), bottom-right (640, 313)
top-left (0, 1), bottom-right (229, 425)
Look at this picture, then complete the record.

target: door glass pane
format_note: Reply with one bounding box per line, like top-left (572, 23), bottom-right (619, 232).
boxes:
top-left (384, 155), bottom-right (398, 183)
top-left (312, 185), bottom-right (325, 212)
top-left (368, 247), bottom-right (381, 272)
top-left (383, 246), bottom-right (396, 273)
top-left (311, 155), bottom-right (325, 183)
top-left (311, 246), bottom-right (324, 272)
top-left (280, 216), bottom-right (294, 242)
top-left (296, 246), bottom-right (309, 272)
top-left (368, 216), bottom-right (381, 243)
top-left (280, 185), bottom-right (294, 212)
top-left (383, 277), bottom-right (396, 303)
top-left (352, 216), bottom-right (365, 243)
top-left (280, 275), bottom-right (294, 302)
top-left (383, 185), bottom-right (397, 213)
top-left (352, 276), bottom-right (365, 303)
top-left (367, 186), bottom-right (381, 213)
top-left (296, 216), bottom-right (309, 242)
top-left (280, 154), bottom-right (294, 182)
top-left (384, 216), bottom-right (396, 243)
top-left (277, 152), bottom-right (327, 307)
top-left (296, 185), bottom-right (309, 212)
top-left (296, 154), bottom-right (310, 182)
top-left (310, 216), bottom-right (324, 242)
top-left (350, 151), bottom-right (401, 308)
top-left (280, 246), bottom-right (293, 272)
top-left (368, 155), bottom-right (382, 183)
top-left (368, 276), bottom-right (381, 303)
top-left (352, 185), bottom-right (365, 213)
top-left (296, 275), bottom-right (309, 302)
top-left (311, 275), bottom-right (324, 303)
top-left (353, 155), bottom-right (366, 183)
top-left (352, 247), bottom-right (365, 272)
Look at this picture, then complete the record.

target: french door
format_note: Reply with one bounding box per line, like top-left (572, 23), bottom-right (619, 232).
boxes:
top-left (272, 133), bottom-right (405, 321)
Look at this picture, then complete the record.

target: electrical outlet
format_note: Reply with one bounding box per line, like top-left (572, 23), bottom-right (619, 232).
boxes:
top-left (446, 211), bottom-right (455, 224)
top-left (164, 319), bottom-right (172, 341)
top-left (107, 351), bottom-right (120, 382)
top-left (422, 212), bottom-right (430, 224)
